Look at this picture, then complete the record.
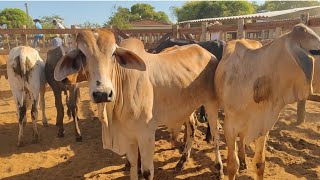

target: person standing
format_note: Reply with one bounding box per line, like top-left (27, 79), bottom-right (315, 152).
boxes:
top-left (52, 19), bottom-right (69, 46)
top-left (33, 19), bottom-right (43, 48)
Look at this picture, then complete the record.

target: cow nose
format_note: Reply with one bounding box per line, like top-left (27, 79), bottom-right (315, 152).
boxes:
top-left (92, 89), bottom-right (113, 103)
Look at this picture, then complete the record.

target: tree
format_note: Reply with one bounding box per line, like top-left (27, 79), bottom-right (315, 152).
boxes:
top-left (79, 21), bottom-right (101, 29)
top-left (260, 1), bottom-right (320, 11)
top-left (172, 1), bottom-right (255, 22)
top-left (40, 15), bottom-right (64, 29)
top-left (0, 8), bottom-right (32, 28)
top-left (106, 3), bottom-right (171, 29)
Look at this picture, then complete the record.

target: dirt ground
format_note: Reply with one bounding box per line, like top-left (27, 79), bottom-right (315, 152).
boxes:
top-left (1, 75), bottom-right (320, 180)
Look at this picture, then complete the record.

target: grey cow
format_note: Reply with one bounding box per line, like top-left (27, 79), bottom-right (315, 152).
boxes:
top-left (45, 46), bottom-right (82, 141)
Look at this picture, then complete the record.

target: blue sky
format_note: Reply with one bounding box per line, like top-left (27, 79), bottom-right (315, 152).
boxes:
top-left (1, 1), bottom-right (187, 27)
top-left (1, 1), bottom-right (266, 27)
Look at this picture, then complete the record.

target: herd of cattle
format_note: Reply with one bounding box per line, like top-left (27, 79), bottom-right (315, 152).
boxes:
top-left (2, 23), bottom-right (320, 179)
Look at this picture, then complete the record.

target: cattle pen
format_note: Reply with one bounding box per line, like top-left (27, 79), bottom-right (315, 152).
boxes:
top-left (1, 11), bottom-right (320, 121)
top-left (1, 7), bottom-right (320, 180)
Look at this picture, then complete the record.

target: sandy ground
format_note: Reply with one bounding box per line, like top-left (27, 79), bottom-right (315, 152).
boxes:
top-left (1, 75), bottom-right (320, 180)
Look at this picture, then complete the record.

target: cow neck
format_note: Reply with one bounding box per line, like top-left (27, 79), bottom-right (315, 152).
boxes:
top-left (110, 57), bottom-right (125, 109)
top-left (252, 34), bottom-right (307, 110)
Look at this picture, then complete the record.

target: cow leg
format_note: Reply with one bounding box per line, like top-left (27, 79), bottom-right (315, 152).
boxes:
top-left (175, 113), bottom-right (196, 170)
top-left (206, 103), bottom-right (223, 179)
top-left (126, 142), bottom-right (139, 180)
top-left (40, 82), bottom-right (48, 127)
top-left (30, 99), bottom-right (39, 143)
top-left (238, 133), bottom-right (247, 171)
top-left (53, 90), bottom-right (64, 137)
top-left (205, 124), bottom-right (212, 143)
top-left (224, 124), bottom-right (239, 180)
top-left (14, 91), bottom-right (27, 147)
top-left (68, 85), bottom-right (82, 142)
top-left (29, 85), bottom-right (40, 144)
top-left (138, 132), bottom-right (155, 180)
top-left (254, 134), bottom-right (267, 180)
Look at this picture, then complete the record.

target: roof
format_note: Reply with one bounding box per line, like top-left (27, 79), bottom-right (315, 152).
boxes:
top-left (130, 19), bottom-right (171, 26)
top-left (179, 6), bottom-right (320, 24)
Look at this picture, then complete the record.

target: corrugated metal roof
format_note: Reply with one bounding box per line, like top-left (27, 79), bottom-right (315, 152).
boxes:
top-left (179, 6), bottom-right (320, 24)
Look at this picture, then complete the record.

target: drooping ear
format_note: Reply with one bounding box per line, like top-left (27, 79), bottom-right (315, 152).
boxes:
top-left (54, 49), bottom-right (86, 83)
top-left (114, 47), bottom-right (146, 71)
top-left (286, 42), bottom-right (314, 84)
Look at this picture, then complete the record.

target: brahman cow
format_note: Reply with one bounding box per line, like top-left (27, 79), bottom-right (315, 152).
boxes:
top-left (119, 38), bottom-right (209, 171)
top-left (54, 29), bottom-right (221, 179)
top-left (7, 46), bottom-right (48, 147)
top-left (215, 24), bottom-right (320, 179)
top-left (45, 46), bottom-right (82, 141)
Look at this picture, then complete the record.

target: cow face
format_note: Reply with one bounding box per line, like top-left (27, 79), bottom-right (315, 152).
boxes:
top-left (54, 29), bottom-right (145, 103)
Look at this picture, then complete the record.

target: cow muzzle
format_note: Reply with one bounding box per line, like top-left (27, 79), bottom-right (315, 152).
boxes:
top-left (92, 90), bottom-right (113, 103)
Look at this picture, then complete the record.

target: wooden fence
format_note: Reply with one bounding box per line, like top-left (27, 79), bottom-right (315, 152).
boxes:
top-left (1, 14), bottom-right (320, 55)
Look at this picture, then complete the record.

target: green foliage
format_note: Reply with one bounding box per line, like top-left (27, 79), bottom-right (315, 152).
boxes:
top-left (106, 3), bottom-right (171, 29)
top-left (172, 1), bottom-right (255, 22)
top-left (0, 8), bottom-right (32, 28)
top-left (79, 21), bottom-right (102, 29)
top-left (260, 1), bottom-right (320, 11)
top-left (40, 15), bottom-right (64, 29)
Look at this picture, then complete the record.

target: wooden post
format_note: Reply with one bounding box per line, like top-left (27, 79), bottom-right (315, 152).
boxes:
top-left (21, 25), bottom-right (28, 45)
top-left (172, 24), bottom-right (179, 39)
top-left (275, 27), bottom-right (282, 38)
top-left (296, 13), bottom-right (310, 124)
top-left (300, 13), bottom-right (310, 25)
top-left (200, 22), bottom-right (209, 41)
top-left (268, 29), bottom-right (274, 39)
top-left (71, 25), bottom-right (77, 47)
top-left (237, 19), bottom-right (245, 39)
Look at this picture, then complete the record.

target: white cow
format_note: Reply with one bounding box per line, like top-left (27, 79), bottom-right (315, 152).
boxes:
top-left (7, 46), bottom-right (48, 147)
top-left (215, 24), bottom-right (320, 179)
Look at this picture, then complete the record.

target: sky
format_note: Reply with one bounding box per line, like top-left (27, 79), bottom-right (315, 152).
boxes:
top-left (1, 1), bottom-right (188, 27)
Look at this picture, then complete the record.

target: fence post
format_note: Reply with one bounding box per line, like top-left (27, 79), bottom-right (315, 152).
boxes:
top-left (200, 22), bottom-right (209, 41)
top-left (296, 13), bottom-right (310, 124)
top-left (237, 19), bottom-right (245, 39)
top-left (275, 27), bottom-right (282, 38)
top-left (71, 25), bottom-right (77, 47)
top-left (21, 25), bottom-right (28, 46)
top-left (300, 13), bottom-right (310, 25)
top-left (172, 24), bottom-right (179, 39)
top-left (268, 29), bottom-right (274, 39)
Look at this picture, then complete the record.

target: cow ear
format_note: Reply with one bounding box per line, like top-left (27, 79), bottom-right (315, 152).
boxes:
top-left (287, 42), bottom-right (314, 84)
top-left (115, 47), bottom-right (146, 71)
top-left (54, 49), bottom-right (86, 83)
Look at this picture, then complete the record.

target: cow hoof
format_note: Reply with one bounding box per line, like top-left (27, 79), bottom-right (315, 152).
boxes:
top-left (175, 162), bottom-right (185, 171)
top-left (57, 132), bottom-right (64, 138)
top-left (32, 134), bottom-right (39, 144)
top-left (42, 122), bottom-right (49, 127)
top-left (239, 162), bottom-right (247, 171)
top-left (123, 161), bottom-right (130, 172)
top-left (75, 136), bottom-right (82, 142)
top-left (213, 162), bottom-right (224, 179)
top-left (204, 137), bottom-right (211, 143)
top-left (17, 142), bottom-right (24, 148)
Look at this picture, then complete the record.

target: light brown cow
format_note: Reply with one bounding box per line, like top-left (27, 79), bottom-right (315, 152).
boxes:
top-left (215, 24), bottom-right (320, 179)
top-left (54, 29), bottom-right (221, 179)
top-left (119, 38), bottom-right (204, 171)
top-left (222, 38), bottom-right (263, 171)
